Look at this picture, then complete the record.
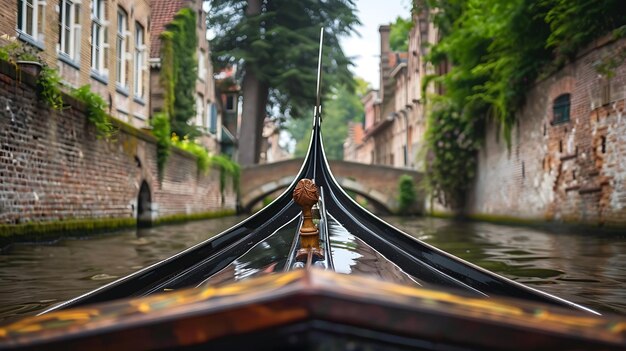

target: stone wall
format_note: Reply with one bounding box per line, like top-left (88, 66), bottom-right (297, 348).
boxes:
top-left (467, 37), bottom-right (626, 226)
top-left (0, 61), bottom-right (235, 229)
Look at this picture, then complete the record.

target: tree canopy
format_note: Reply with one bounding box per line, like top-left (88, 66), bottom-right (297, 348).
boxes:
top-left (389, 16), bottom-right (412, 52)
top-left (208, 0), bottom-right (360, 119)
top-left (288, 77), bottom-right (368, 160)
top-left (208, 0), bottom-right (360, 164)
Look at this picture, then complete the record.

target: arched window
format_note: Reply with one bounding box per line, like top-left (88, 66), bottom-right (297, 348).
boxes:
top-left (553, 94), bottom-right (570, 124)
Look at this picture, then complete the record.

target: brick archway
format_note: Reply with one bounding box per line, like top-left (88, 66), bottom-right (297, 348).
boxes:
top-left (240, 159), bottom-right (423, 213)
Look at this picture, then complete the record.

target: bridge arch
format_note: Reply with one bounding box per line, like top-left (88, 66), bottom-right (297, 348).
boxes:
top-left (240, 159), bottom-right (422, 214)
top-left (240, 176), bottom-right (393, 214)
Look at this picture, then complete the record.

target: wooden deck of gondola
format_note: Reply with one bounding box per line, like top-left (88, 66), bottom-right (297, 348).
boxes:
top-left (0, 269), bottom-right (624, 350)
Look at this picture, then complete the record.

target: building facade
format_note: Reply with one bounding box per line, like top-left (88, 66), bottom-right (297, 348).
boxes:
top-left (1, 0), bottom-right (151, 128)
top-left (467, 36), bottom-right (626, 225)
top-left (345, 9), bottom-right (438, 170)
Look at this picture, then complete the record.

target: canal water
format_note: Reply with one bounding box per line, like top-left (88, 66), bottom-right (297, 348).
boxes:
top-left (0, 216), bottom-right (624, 323)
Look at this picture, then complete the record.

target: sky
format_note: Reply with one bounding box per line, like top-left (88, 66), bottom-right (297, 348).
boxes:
top-left (342, 0), bottom-right (412, 89)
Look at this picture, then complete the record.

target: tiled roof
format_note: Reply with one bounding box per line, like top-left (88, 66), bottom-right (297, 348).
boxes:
top-left (150, 0), bottom-right (186, 59)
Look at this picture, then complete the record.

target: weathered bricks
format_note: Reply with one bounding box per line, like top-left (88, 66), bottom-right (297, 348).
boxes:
top-left (0, 64), bottom-right (235, 226)
top-left (467, 37), bottom-right (626, 226)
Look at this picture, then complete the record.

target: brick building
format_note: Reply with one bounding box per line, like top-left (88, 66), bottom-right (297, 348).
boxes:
top-left (0, 0), bottom-right (151, 128)
top-left (467, 36), bottom-right (626, 225)
top-left (149, 0), bottom-right (222, 153)
top-left (345, 8), bottom-right (439, 170)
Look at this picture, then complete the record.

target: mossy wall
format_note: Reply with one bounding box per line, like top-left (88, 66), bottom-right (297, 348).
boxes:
top-left (0, 61), bottom-right (236, 246)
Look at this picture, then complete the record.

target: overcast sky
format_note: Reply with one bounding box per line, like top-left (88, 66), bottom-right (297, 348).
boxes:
top-left (342, 0), bottom-right (412, 89)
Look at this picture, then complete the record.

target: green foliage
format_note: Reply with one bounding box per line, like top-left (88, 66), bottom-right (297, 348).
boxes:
top-left (0, 41), bottom-right (65, 110)
top-left (398, 175), bottom-right (417, 215)
top-left (209, 0), bottom-right (360, 120)
top-left (171, 134), bottom-right (211, 173)
top-left (160, 8), bottom-right (199, 139)
top-left (544, 0), bottom-right (626, 60)
top-left (209, 154), bottom-right (241, 194)
top-left (38, 67), bottom-right (64, 110)
top-left (150, 113), bottom-right (171, 176)
top-left (71, 85), bottom-right (115, 139)
top-left (424, 100), bottom-right (480, 208)
top-left (288, 81), bottom-right (365, 159)
top-left (390, 17), bottom-right (413, 52)
top-left (170, 135), bottom-right (240, 195)
top-left (0, 41), bottom-right (40, 62)
top-left (423, 0), bottom-right (626, 209)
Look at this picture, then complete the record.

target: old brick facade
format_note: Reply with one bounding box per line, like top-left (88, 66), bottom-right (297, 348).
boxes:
top-left (0, 61), bottom-right (235, 226)
top-left (0, 0), bottom-right (151, 128)
top-left (345, 9), bottom-right (438, 171)
top-left (467, 37), bottom-right (626, 226)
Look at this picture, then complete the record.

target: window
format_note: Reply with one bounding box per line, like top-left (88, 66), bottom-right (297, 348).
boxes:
top-left (134, 22), bottom-right (145, 98)
top-left (58, 0), bottom-right (81, 61)
top-left (225, 94), bottom-right (235, 112)
top-left (208, 102), bottom-right (218, 134)
top-left (17, 0), bottom-right (45, 42)
top-left (198, 49), bottom-right (206, 81)
top-left (552, 94), bottom-right (570, 124)
top-left (91, 0), bottom-right (108, 74)
top-left (196, 94), bottom-right (204, 128)
top-left (116, 8), bottom-right (128, 87)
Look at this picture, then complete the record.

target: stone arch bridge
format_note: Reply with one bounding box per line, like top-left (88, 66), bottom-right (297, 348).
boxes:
top-left (240, 159), bottom-right (423, 214)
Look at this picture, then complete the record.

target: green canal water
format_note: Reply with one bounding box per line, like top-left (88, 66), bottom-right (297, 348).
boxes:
top-left (0, 216), bottom-right (624, 323)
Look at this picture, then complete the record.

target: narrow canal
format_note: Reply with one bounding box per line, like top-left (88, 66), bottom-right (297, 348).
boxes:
top-left (0, 216), bottom-right (624, 323)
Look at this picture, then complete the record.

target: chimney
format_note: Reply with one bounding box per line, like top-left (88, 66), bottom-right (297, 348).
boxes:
top-left (379, 25), bottom-right (391, 100)
top-left (379, 25), bottom-right (391, 55)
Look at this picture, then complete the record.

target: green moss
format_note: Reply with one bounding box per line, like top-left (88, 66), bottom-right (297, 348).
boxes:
top-left (0, 210), bottom-right (237, 249)
top-left (0, 217), bottom-right (137, 248)
top-left (428, 210), bottom-right (455, 219)
top-left (467, 213), bottom-right (547, 226)
top-left (153, 209), bottom-right (236, 225)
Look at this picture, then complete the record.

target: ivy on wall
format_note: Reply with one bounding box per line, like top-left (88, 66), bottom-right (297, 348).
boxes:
top-left (171, 134), bottom-right (240, 198)
top-left (153, 7), bottom-right (200, 176)
top-left (422, 0), bottom-right (626, 210)
top-left (71, 85), bottom-right (115, 139)
top-left (160, 8), bottom-right (199, 139)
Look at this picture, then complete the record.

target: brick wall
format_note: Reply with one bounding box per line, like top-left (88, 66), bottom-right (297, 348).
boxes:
top-left (466, 37), bottom-right (626, 226)
top-left (0, 61), bottom-right (235, 226)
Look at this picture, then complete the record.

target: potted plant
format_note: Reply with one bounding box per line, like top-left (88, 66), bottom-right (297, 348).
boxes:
top-left (0, 41), bottom-right (44, 77)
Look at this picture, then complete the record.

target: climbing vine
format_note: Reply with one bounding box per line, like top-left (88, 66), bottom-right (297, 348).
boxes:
top-left (171, 134), bottom-right (240, 197)
top-left (159, 8), bottom-right (198, 139)
top-left (71, 85), bottom-right (115, 139)
top-left (422, 0), bottom-right (626, 209)
top-left (150, 113), bottom-right (171, 177)
top-left (210, 154), bottom-right (240, 196)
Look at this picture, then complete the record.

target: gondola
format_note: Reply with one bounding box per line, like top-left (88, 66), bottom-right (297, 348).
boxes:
top-left (0, 30), bottom-right (625, 351)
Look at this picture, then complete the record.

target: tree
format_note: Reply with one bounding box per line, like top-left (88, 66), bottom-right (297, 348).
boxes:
top-left (389, 16), bottom-right (413, 52)
top-left (287, 77), bottom-right (368, 160)
top-left (208, 0), bottom-right (360, 165)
